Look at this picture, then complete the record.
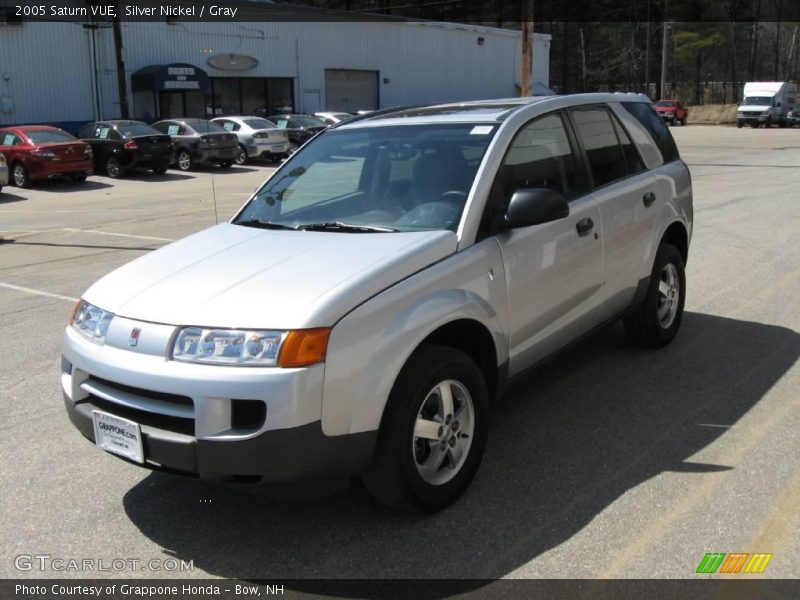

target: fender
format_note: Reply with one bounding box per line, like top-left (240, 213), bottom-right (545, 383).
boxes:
top-left (321, 239), bottom-right (509, 437)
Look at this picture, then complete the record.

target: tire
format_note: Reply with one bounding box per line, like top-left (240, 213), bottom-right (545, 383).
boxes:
top-left (152, 165), bottom-right (168, 175)
top-left (681, 116), bottom-right (687, 126)
top-left (12, 163), bottom-right (30, 188)
top-left (362, 345), bottom-right (489, 512)
top-left (105, 156), bottom-right (124, 179)
top-left (235, 145), bottom-right (248, 165)
top-left (176, 150), bottom-right (193, 171)
top-left (219, 160), bottom-right (233, 169)
top-left (671, 117), bottom-right (677, 126)
top-left (624, 243), bottom-right (686, 348)
top-left (70, 173), bottom-right (87, 183)
top-left (737, 122), bottom-right (743, 128)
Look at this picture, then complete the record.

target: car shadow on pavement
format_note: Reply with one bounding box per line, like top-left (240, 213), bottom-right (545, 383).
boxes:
top-left (0, 191), bottom-right (27, 203)
top-left (13, 179), bottom-right (114, 193)
top-left (122, 312), bottom-right (800, 590)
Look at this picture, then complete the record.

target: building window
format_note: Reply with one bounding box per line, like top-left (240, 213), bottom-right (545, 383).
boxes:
top-left (206, 78), bottom-right (295, 117)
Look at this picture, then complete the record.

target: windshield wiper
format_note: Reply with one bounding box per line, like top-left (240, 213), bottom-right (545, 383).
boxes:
top-left (296, 222), bottom-right (398, 233)
top-left (234, 219), bottom-right (296, 231)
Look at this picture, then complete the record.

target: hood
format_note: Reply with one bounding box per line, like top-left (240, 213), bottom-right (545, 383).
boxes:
top-left (83, 223), bottom-right (457, 329)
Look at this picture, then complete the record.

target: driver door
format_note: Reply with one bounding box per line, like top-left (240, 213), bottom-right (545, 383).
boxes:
top-left (493, 111), bottom-right (605, 375)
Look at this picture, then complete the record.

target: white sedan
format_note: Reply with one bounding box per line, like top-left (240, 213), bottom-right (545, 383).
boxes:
top-left (210, 116), bottom-right (290, 164)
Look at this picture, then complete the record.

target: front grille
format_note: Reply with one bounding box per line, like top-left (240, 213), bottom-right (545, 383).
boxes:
top-left (80, 376), bottom-right (195, 436)
top-left (87, 394), bottom-right (195, 436)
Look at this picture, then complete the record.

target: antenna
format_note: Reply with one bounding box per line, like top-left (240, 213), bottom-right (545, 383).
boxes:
top-left (211, 171), bottom-right (219, 225)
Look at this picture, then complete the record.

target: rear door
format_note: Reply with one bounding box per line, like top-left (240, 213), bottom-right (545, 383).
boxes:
top-left (493, 111), bottom-right (605, 375)
top-left (0, 130), bottom-right (25, 165)
top-left (568, 105), bottom-right (657, 317)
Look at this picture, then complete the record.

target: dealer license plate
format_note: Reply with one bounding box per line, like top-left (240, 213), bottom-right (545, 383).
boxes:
top-left (92, 411), bottom-right (144, 464)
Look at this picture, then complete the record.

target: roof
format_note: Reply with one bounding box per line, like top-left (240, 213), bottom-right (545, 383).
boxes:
top-left (2, 125), bottom-right (63, 132)
top-left (336, 93), bottom-right (651, 129)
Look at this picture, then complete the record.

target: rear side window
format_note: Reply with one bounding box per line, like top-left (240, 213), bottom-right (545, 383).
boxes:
top-left (611, 116), bottom-right (646, 176)
top-left (621, 102), bottom-right (680, 163)
top-left (571, 107), bottom-right (628, 188)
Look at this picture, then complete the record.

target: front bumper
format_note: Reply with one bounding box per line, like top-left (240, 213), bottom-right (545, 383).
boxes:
top-left (737, 113), bottom-right (770, 124)
top-left (64, 393), bottom-right (375, 483)
top-left (61, 322), bottom-right (375, 483)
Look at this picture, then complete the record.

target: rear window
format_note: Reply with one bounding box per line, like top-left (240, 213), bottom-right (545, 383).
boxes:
top-left (117, 122), bottom-right (160, 137)
top-left (25, 130), bottom-right (76, 144)
top-left (291, 115), bottom-right (325, 128)
top-left (190, 121), bottom-right (226, 134)
top-left (243, 119), bottom-right (275, 130)
top-left (621, 102), bottom-right (680, 164)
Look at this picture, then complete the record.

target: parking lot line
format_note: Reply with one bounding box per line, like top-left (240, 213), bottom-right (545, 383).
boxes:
top-left (61, 228), bottom-right (174, 242)
top-left (0, 281), bottom-right (78, 303)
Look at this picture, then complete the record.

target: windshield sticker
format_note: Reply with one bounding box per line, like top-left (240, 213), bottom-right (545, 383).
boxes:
top-left (470, 125), bottom-right (494, 135)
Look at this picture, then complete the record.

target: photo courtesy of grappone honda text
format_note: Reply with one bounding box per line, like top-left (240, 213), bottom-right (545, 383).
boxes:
top-left (61, 94), bottom-right (693, 511)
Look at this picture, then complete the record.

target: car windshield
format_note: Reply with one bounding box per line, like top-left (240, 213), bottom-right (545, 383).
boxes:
top-left (188, 120), bottom-right (227, 134)
top-left (118, 122), bottom-right (160, 137)
top-left (25, 130), bottom-right (76, 144)
top-left (233, 123), bottom-right (497, 232)
top-left (243, 118), bottom-right (276, 130)
top-left (743, 96), bottom-right (773, 105)
top-left (656, 101), bottom-right (676, 107)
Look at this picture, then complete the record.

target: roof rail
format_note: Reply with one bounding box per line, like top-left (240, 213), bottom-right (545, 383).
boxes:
top-left (327, 103), bottom-right (435, 129)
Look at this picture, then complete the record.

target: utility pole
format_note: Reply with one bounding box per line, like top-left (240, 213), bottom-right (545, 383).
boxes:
top-left (659, 0), bottom-right (669, 99)
top-left (112, 3), bottom-right (129, 119)
top-left (520, 1), bottom-right (534, 96)
top-left (645, 0), bottom-right (651, 97)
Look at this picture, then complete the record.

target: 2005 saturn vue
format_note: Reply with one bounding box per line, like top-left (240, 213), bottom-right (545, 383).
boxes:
top-left (61, 94), bottom-right (693, 511)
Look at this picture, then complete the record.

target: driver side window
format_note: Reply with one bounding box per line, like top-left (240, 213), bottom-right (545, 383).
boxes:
top-left (498, 112), bottom-right (581, 201)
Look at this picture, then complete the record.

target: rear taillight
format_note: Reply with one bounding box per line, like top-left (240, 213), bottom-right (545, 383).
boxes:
top-left (124, 140), bottom-right (138, 150)
top-left (31, 148), bottom-right (56, 158)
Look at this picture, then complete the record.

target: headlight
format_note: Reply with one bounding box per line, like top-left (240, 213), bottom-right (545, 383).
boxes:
top-left (171, 327), bottom-right (330, 367)
top-left (70, 300), bottom-right (114, 343)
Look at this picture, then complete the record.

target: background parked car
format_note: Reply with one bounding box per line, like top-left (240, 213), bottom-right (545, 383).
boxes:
top-left (655, 100), bottom-right (688, 126)
top-left (0, 152), bottom-right (7, 194)
top-left (0, 126), bottom-right (93, 188)
top-left (314, 111), bottom-right (354, 126)
top-left (266, 114), bottom-right (327, 152)
top-left (77, 121), bottom-right (173, 178)
top-left (153, 119), bottom-right (239, 171)
top-left (788, 108), bottom-right (800, 127)
top-left (210, 116), bottom-right (289, 165)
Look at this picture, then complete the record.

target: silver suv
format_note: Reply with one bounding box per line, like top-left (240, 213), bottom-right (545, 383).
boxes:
top-left (62, 94), bottom-right (692, 511)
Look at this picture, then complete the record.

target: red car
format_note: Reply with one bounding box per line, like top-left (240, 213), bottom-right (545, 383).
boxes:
top-left (655, 100), bottom-right (689, 126)
top-left (0, 126), bottom-right (93, 187)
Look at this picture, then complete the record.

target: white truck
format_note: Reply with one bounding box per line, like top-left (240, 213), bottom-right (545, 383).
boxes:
top-left (737, 81), bottom-right (797, 128)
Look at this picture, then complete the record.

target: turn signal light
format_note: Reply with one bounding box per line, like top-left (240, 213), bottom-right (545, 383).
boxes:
top-left (278, 328), bottom-right (331, 368)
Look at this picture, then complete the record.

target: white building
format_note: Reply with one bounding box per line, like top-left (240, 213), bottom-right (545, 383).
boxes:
top-left (0, 11), bottom-right (550, 130)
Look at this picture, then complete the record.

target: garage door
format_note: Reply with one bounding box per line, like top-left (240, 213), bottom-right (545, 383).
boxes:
top-left (324, 69), bottom-right (378, 113)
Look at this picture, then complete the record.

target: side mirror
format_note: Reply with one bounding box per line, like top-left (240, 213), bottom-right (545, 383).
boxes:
top-left (501, 187), bottom-right (569, 229)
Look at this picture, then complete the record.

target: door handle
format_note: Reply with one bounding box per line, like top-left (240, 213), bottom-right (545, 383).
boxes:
top-left (643, 192), bottom-right (656, 207)
top-left (576, 217), bottom-right (594, 236)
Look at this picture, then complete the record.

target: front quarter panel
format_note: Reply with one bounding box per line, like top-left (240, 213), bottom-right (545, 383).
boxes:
top-left (321, 238), bottom-right (508, 437)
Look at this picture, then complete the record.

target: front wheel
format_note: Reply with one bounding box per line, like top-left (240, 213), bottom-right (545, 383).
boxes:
top-left (105, 156), bottom-right (124, 178)
top-left (12, 163), bottom-right (30, 187)
top-left (176, 150), bottom-right (193, 171)
top-left (235, 145), bottom-right (248, 165)
top-left (363, 345), bottom-right (489, 512)
top-left (624, 243), bottom-right (686, 348)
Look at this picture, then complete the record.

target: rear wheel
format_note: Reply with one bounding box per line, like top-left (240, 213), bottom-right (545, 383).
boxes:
top-left (363, 345), bottom-right (489, 512)
top-left (12, 163), bottom-right (30, 187)
top-left (105, 156), bottom-right (124, 178)
top-left (624, 243), bottom-right (686, 348)
top-left (176, 150), bottom-right (193, 171)
top-left (235, 145), bottom-right (248, 165)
